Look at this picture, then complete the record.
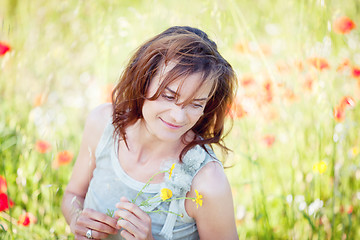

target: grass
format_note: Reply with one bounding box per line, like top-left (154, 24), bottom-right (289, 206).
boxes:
top-left (1, 0), bottom-right (360, 239)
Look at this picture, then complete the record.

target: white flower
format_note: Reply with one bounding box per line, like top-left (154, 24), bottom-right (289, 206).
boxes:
top-left (308, 199), bottom-right (323, 216)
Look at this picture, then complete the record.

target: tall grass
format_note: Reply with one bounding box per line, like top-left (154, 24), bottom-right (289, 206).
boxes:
top-left (1, 0), bottom-right (359, 239)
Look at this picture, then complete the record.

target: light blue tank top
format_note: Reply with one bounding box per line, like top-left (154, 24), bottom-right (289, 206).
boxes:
top-left (83, 120), bottom-right (222, 240)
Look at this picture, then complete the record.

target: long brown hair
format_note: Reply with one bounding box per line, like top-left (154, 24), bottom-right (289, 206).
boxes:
top-left (112, 26), bottom-right (237, 161)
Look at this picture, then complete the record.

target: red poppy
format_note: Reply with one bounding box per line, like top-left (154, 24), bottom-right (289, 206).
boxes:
top-left (18, 212), bottom-right (37, 226)
top-left (53, 150), bottom-right (73, 168)
top-left (262, 135), bottom-right (276, 147)
top-left (334, 105), bottom-right (345, 122)
top-left (308, 57), bottom-right (330, 71)
top-left (263, 80), bottom-right (273, 103)
top-left (240, 75), bottom-right (255, 87)
top-left (303, 75), bottom-right (315, 91)
top-left (0, 42), bottom-right (11, 56)
top-left (0, 193), bottom-right (14, 211)
top-left (333, 16), bottom-right (356, 34)
top-left (347, 205), bottom-right (353, 215)
top-left (0, 176), bottom-right (7, 193)
top-left (340, 96), bottom-right (355, 109)
top-left (35, 140), bottom-right (51, 153)
top-left (352, 66), bottom-right (360, 79)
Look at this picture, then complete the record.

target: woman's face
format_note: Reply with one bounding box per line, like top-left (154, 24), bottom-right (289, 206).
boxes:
top-left (141, 63), bottom-right (213, 143)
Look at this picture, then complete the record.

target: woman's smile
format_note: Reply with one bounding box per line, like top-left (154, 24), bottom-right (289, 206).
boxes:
top-left (159, 117), bottom-right (184, 130)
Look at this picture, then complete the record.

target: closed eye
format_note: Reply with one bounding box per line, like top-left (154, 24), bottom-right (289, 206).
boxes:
top-left (192, 103), bottom-right (204, 108)
top-left (161, 94), bottom-right (176, 101)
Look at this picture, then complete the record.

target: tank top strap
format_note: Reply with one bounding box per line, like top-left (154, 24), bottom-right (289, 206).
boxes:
top-left (95, 118), bottom-right (114, 159)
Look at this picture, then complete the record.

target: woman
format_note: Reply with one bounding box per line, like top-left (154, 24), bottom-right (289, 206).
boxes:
top-left (62, 26), bottom-right (238, 240)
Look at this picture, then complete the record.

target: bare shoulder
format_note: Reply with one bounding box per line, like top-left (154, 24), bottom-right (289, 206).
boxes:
top-left (186, 161), bottom-right (238, 239)
top-left (86, 103), bottom-right (113, 128)
top-left (84, 103), bottom-right (113, 142)
top-left (192, 161), bottom-right (230, 198)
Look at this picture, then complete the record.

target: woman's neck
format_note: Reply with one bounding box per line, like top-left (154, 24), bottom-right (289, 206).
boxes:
top-left (123, 119), bottom-right (183, 164)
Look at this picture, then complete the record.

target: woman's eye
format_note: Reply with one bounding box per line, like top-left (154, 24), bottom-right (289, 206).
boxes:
top-left (162, 94), bottom-right (175, 101)
top-left (192, 103), bottom-right (204, 108)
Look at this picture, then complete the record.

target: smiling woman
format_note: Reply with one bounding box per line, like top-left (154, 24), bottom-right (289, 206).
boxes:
top-left (61, 26), bottom-right (238, 240)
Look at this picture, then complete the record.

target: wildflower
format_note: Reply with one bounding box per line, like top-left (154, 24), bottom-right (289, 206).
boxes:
top-left (229, 100), bottom-right (247, 119)
top-left (336, 58), bottom-right (350, 72)
top-left (263, 79), bottom-right (273, 103)
top-left (0, 42), bottom-right (10, 56)
top-left (347, 205), bottom-right (353, 215)
top-left (262, 135), bottom-right (276, 148)
top-left (308, 199), bottom-right (324, 216)
top-left (350, 146), bottom-right (359, 157)
top-left (308, 57), bottom-right (330, 71)
top-left (352, 66), bottom-right (360, 79)
top-left (17, 212), bottom-right (37, 226)
top-left (313, 161), bottom-right (327, 174)
top-left (35, 140), bottom-right (51, 153)
top-left (333, 105), bottom-right (345, 122)
top-left (160, 188), bottom-right (173, 201)
top-left (333, 16), bottom-right (356, 34)
top-left (339, 96), bottom-right (355, 109)
top-left (169, 164), bottom-right (175, 180)
top-left (0, 176), bottom-right (7, 193)
top-left (192, 189), bottom-right (203, 208)
top-left (0, 193), bottom-right (14, 211)
top-left (240, 75), bottom-right (255, 87)
top-left (53, 150), bottom-right (73, 168)
top-left (303, 74), bottom-right (315, 91)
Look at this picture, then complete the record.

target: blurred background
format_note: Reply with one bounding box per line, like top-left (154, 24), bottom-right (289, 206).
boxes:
top-left (0, 0), bottom-right (359, 239)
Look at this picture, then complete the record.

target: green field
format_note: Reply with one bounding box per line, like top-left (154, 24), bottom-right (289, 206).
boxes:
top-left (1, 0), bottom-right (360, 239)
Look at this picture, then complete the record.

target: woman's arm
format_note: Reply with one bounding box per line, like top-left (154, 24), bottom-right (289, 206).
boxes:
top-left (61, 103), bottom-right (118, 239)
top-left (186, 161), bottom-right (239, 240)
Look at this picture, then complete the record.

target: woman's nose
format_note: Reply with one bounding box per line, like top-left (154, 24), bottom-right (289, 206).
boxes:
top-left (169, 104), bottom-right (187, 123)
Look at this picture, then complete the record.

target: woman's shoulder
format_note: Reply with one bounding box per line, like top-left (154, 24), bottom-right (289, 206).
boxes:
top-left (83, 103), bottom-right (113, 148)
top-left (192, 160), bottom-right (228, 194)
top-left (87, 103), bottom-right (113, 125)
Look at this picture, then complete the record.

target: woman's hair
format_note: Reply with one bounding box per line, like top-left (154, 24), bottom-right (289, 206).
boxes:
top-left (112, 26), bottom-right (237, 161)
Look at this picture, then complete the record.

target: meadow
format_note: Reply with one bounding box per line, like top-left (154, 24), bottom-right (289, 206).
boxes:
top-left (0, 0), bottom-right (360, 239)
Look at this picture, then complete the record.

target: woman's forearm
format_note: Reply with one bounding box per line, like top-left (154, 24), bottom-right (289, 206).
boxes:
top-left (61, 191), bottom-right (85, 232)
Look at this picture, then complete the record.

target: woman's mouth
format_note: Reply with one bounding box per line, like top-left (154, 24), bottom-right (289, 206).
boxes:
top-left (160, 118), bottom-right (183, 129)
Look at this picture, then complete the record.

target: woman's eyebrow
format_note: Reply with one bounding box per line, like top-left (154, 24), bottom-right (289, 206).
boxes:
top-left (165, 87), bottom-right (208, 101)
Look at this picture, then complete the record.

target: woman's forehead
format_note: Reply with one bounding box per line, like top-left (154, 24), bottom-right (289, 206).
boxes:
top-left (153, 61), bottom-right (215, 99)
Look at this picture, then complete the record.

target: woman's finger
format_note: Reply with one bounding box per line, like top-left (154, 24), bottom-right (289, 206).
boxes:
top-left (115, 200), bottom-right (150, 224)
top-left (82, 208), bottom-right (118, 229)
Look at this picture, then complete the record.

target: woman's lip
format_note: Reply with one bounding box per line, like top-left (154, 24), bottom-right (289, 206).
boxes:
top-left (160, 118), bottom-right (183, 129)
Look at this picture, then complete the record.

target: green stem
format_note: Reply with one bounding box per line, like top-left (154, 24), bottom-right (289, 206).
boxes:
top-left (146, 209), bottom-right (183, 218)
top-left (132, 170), bottom-right (168, 204)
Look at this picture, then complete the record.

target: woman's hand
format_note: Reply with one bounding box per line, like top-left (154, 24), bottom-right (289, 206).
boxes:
top-left (72, 208), bottom-right (118, 240)
top-left (115, 197), bottom-right (154, 240)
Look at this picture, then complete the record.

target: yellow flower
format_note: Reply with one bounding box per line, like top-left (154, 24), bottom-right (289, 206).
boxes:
top-left (313, 161), bottom-right (327, 174)
top-left (351, 146), bottom-right (359, 157)
top-left (160, 188), bottom-right (173, 201)
top-left (169, 163), bottom-right (175, 180)
top-left (192, 189), bottom-right (203, 208)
